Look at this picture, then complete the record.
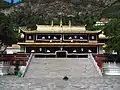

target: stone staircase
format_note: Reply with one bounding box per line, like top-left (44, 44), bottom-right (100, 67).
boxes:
top-left (25, 56), bottom-right (101, 78)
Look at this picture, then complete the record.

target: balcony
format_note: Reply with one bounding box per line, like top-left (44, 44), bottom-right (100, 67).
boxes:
top-left (63, 34), bottom-right (88, 43)
top-left (35, 34), bottom-right (62, 42)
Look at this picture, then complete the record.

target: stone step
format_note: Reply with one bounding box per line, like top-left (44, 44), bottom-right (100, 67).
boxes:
top-left (25, 58), bottom-right (101, 78)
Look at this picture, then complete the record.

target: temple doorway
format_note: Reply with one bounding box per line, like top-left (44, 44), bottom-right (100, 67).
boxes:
top-left (56, 51), bottom-right (67, 58)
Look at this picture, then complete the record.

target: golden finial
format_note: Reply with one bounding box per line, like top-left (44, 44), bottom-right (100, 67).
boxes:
top-left (99, 31), bottom-right (106, 39)
top-left (51, 20), bottom-right (54, 27)
top-left (18, 29), bottom-right (21, 33)
top-left (60, 19), bottom-right (63, 27)
top-left (18, 27), bottom-right (21, 33)
top-left (69, 20), bottom-right (71, 27)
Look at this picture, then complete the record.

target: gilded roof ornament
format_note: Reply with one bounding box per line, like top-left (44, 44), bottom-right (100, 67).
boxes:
top-left (60, 19), bottom-right (63, 27)
top-left (99, 31), bottom-right (106, 39)
top-left (51, 20), bottom-right (54, 27)
top-left (69, 20), bottom-right (71, 28)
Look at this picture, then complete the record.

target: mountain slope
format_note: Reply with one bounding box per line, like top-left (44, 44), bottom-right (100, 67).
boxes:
top-left (103, 0), bottom-right (120, 18)
top-left (1, 0), bottom-right (119, 27)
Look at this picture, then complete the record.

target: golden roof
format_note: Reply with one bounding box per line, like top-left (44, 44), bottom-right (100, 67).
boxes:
top-left (19, 24), bottom-right (101, 34)
top-left (7, 44), bottom-right (20, 49)
top-left (36, 25), bottom-right (86, 33)
top-left (12, 44), bottom-right (20, 48)
top-left (22, 30), bottom-right (101, 34)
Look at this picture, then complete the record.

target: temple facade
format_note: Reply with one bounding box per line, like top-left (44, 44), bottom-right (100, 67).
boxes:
top-left (18, 22), bottom-right (106, 57)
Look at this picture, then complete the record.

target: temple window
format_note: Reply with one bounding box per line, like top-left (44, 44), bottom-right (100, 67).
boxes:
top-left (92, 36), bottom-right (95, 40)
top-left (80, 37), bottom-right (83, 39)
top-left (48, 36), bottom-right (51, 39)
top-left (74, 36), bottom-right (77, 39)
top-left (73, 49), bottom-right (77, 52)
top-left (71, 40), bottom-right (73, 42)
top-left (81, 48), bottom-right (83, 52)
top-left (88, 49), bottom-right (92, 53)
top-left (29, 36), bottom-right (31, 39)
top-left (39, 48), bottom-right (42, 51)
top-left (26, 34), bottom-right (34, 40)
top-left (47, 50), bottom-right (50, 52)
top-left (60, 47), bottom-right (63, 50)
top-left (89, 35), bottom-right (96, 40)
top-left (69, 37), bottom-right (72, 39)
top-left (42, 37), bottom-right (45, 39)
top-left (54, 36), bottom-right (57, 39)
top-left (50, 40), bottom-right (52, 42)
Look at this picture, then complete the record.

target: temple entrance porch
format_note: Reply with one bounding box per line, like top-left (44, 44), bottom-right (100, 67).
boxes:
top-left (25, 46), bottom-right (98, 54)
top-left (20, 46), bottom-right (103, 58)
top-left (34, 50), bottom-right (88, 58)
top-left (56, 50), bottom-right (67, 58)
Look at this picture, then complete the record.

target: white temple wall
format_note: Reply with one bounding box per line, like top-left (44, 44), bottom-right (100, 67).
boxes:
top-left (20, 46), bottom-right (25, 52)
top-left (98, 46), bottom-right (103, 54)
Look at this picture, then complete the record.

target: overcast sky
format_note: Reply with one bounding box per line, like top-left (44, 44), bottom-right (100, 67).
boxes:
top-left (5, 0), bottom-right (21, 3)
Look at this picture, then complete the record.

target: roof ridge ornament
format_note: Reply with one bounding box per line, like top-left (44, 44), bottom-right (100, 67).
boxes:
top-left (51, 20), bottom-right (54, 27)
top-left (60, 19), bottom-right (63, 27)
top-left (69, 20), bottom-right (72, 31)
top-left (60, 19), bottom-right (63, 33)
top-left (51, 20), bottom-right (54, 31)
top-left (69, 20), bottom-right (71, 27)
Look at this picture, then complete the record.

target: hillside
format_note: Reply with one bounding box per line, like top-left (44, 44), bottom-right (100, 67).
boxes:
top-left (1, 0), bottom-right (119, 27)
top-left (7, 0), bottom-right (118, 17)
top-left (0, 0), bottom-right (12, 9)
top-left (103, 0), bottom-right (120, 18)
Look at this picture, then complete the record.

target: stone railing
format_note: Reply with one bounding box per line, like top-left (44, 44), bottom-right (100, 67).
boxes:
top-left (21, 51), bottom-right (34, 77)
top-left (0, 53), bottom-right (29, 76)
top-left (89, 53), bottom-right (102, 76)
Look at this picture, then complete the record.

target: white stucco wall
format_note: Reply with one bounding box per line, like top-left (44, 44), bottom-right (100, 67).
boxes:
top-left (20, 46), bottom-right (25, 52)
top-left (6, 48), bottom-right (20, 54)
top-left (98, 46), bottom-right (103, 54)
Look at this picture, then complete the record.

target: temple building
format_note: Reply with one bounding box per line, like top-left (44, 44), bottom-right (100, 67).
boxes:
top-left (18, 21), bottom-right (106, 57)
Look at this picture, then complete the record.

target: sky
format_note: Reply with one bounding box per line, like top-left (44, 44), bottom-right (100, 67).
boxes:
top-left (4, 0), bottom-right (21, 3)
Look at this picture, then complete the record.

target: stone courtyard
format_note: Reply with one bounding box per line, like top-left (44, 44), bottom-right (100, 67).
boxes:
top-left (0, 57), bottom-right (120, 90)
top-left (0, 75), bottom-right (120, 90)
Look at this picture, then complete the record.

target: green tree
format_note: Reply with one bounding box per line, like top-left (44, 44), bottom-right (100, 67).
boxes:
top-left (0, 12), bottom-right (17, 53)
top-left (0, 0), bottom-right (12, 9)
top-left (11, 0), bottom-right (14, 4)
top-left (103, 18), bottom-right (120, 54)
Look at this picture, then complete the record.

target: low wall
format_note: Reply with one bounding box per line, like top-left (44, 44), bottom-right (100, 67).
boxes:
top-left (0, 53), bottom-right (29, 76)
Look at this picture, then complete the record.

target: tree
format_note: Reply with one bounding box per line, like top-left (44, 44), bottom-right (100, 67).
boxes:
top-left (0, 12), bottom-right (17, 54)
top-left (0, 0), bottom-right (12, 9)
top-left (103, 18), bottom-right (120, 54)
top-left (11, 0), bottom-right (14, 4)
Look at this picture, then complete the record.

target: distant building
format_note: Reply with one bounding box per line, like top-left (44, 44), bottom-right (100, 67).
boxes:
top-left (94, 18), bottom-right (108, 26)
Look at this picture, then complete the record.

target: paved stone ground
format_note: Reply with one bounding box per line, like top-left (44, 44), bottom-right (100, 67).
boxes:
top-left (0, 58), bottom-right (120, 90)
top-left (0, 75), bottom-right (120, 90)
